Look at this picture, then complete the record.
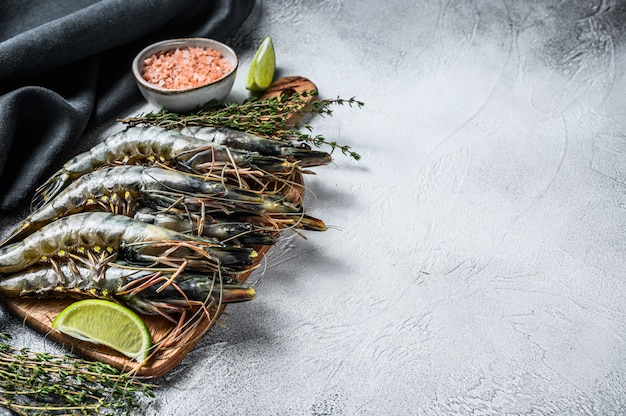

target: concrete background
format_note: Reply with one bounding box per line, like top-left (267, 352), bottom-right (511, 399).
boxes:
top-left (2, 1), bottom-right (626, 414)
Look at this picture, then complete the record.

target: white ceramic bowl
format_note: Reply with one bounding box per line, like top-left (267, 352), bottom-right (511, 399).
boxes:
top-left (132, 38), bottom-right (238, 113)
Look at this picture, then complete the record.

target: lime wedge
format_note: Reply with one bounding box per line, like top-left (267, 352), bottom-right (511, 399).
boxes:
top-left (246, 36), bottom-right (275, 93)
top-left (52, 299), bottom-right (152, 362)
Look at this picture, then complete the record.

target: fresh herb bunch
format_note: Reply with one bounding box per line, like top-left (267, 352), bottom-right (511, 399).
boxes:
top-left (119, 91), bottom-right (364, 161)
top-left (0, 332), bottom-right (154, 415)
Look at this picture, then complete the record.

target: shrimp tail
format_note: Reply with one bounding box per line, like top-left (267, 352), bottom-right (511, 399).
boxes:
top-left (0, 221), bottom-right (33, 248)
top-left (31, 172), bottom-right (69, 212)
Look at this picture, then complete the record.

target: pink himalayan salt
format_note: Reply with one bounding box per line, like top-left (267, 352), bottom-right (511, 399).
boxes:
top-left (142, 46), bottom-right (232, 90)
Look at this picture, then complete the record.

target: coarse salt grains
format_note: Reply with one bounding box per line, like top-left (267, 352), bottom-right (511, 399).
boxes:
top-left (142, 46), bottom-right (232, 90)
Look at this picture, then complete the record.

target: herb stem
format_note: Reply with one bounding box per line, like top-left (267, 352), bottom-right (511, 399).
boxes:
top-left (0, 332), bottom-right (154, 415)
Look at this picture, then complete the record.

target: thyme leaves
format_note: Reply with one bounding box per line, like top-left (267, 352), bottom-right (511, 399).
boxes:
top-left (119, 92), bottom-right (364, 161)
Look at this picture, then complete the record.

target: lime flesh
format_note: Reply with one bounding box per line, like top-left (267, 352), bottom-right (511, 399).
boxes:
top-left (53, 299), bottom-right (152, 362)
top-left (246, 36), bottom-right (276, 93)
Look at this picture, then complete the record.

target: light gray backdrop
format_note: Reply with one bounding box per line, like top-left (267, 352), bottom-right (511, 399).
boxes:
top-left (2, 1), bottom-right (626, 414)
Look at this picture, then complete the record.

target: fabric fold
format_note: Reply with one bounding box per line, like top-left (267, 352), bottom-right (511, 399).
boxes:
top-left (0, 0), bottom-right (255, 211)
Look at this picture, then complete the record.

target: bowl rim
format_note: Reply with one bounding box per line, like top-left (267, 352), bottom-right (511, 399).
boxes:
top-left (132, 37), bottom-right (239, 96)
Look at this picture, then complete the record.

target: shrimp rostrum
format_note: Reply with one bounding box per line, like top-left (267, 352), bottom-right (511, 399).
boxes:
top-left (0, 212), bottom-right (257, 281)
top-left (32, 126), bottom-right (331, 210)
top-left (3, 165), bottom-right (326, 246)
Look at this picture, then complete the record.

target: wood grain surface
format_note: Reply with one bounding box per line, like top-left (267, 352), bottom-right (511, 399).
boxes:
top-left (0, 76), bottom-right (318, 378)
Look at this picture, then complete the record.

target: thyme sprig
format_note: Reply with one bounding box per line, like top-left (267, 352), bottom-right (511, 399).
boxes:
top-left (0, 332), bottom-right (154, 415)
top-left (118, 92), bottom-right (364, 161)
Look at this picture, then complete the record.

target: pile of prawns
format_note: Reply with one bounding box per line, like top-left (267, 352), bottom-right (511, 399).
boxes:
top-left (0, 126), bottom-right (331, 362)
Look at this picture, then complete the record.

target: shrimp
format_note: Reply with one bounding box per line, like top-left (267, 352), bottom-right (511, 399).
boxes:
top-left (0, 262), bottom-right (256, 318)
top-left (182, 126), bottom-right (333, 167)
top-left (4, 165), bottom-right (325, 246)
top-left (32, 126), bottom-right (301, 210)
top-left (0, 212), bottom-right (257, 278)
top-left (132, 208), bottom-right (276, 246)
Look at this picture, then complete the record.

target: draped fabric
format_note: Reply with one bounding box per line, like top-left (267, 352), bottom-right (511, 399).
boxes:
top-left (0, 0), bottom-right (255, 210)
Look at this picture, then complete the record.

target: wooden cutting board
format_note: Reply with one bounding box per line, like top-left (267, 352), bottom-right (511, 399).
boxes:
top-left (0, 76), bottom-right (318, 378)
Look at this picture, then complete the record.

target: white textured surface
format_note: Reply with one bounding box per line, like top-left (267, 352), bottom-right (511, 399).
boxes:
top-left (3, 0), bottom-right (626, 414)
